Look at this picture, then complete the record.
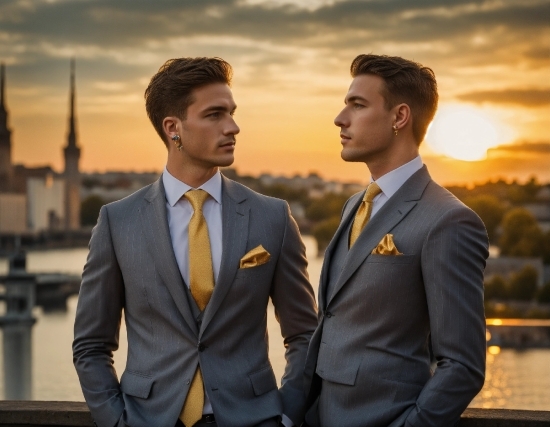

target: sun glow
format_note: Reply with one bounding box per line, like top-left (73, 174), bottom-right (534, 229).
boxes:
top-left (426, 105), bottom-right (501, 161)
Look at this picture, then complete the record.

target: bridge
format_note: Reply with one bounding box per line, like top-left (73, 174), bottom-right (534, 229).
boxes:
top-left (0, 251), bottom-right (81, 313)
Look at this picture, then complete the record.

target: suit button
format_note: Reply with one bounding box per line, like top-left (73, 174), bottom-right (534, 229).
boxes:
top-left (325, 311), bottom-right (333, 318)
top-left (198, 343), bottom-right (206, 352)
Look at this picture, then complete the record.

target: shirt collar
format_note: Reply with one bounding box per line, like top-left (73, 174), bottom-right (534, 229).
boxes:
top-left (372, 156), bottom-right (423, 200)
top-left (162, 168), bottom-right (223, 207)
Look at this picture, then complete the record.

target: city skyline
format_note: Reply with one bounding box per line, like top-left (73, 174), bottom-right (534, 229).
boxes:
top-left (0, 0), bottom-right (549, 185)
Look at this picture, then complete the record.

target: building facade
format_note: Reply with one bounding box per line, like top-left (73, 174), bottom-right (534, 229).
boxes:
top-left (0, 193), bottom-right (26, 234)
top-left (27, 175), bottom-right (65, 232)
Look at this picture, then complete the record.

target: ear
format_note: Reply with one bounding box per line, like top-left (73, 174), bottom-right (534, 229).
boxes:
top-left (393, 103), bottom-right (411, 130)
top-left (162, 116), bottom-right (181, 142)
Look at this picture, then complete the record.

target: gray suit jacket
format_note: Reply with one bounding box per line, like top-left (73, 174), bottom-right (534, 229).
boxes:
top-left (73, 175), bottom-right (318, 427)
top-left (304, 166), bottom-right (489, 427)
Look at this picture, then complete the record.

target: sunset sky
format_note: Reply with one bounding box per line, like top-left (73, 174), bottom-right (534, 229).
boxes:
top-left (1, 0), bottom-right (549, 185)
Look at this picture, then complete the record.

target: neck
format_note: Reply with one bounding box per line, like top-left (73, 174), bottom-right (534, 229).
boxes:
top-left (166, 158), bottom-right (218, 188)
top-left (367, 140), bottom-right (419, 180)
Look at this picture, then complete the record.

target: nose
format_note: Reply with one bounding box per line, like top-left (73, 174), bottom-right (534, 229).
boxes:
top-left (225, 116), bottom-right (240, 136)
top-left (334, 108), bottom-right (348, 128)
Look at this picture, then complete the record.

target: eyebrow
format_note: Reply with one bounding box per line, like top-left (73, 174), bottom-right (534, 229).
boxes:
top-left (202, 104), bottom-right (237, 114)
top-left (346, 95), bottom-right (368, 104)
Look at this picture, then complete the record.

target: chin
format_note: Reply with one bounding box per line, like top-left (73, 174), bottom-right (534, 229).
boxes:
top-left (216, 155), bottom-right (235, 167)
top-left (341, 148), bottom-right (365, 163)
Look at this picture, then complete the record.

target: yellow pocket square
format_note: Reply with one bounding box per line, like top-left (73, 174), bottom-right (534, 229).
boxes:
top-left (371, 234), bottom-right (403, 255)
top-left (239, 245), bottom-right (271, 269)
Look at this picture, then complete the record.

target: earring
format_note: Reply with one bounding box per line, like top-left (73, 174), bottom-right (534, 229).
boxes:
top-left (392, 125), bottom-right (398, 136)
top-left (171, 134), bottom-right (182, 151)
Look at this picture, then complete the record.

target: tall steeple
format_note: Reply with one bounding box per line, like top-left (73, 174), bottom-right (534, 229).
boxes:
top-left (63, 58), bottom-right (81, 230)
top-left (0, 63), bottom-right (14, 192)
top-left (64, 58), bottom-right (80, 170)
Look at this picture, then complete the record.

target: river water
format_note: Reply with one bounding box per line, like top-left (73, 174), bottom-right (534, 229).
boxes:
top-left (0, 236), bottom-right (549, 410)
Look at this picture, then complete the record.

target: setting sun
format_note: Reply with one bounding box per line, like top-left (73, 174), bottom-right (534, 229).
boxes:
top-left (426, 105), bottom-right (500, 161)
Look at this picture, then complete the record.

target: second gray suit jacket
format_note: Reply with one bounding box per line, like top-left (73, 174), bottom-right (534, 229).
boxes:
top-left (73, 174), bottom-right (318, 427)
top-left (304, 166), bottom-right (489, 427)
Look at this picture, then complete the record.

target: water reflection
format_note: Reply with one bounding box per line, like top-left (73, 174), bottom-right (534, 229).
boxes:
top-left (488, 346), bottom-right (501, 355)
top-left (470, 349), bottom-right (550, 410)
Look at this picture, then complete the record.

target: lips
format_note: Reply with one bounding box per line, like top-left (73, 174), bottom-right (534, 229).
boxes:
top-left (340, 133), bottom-right (351, 141)
top-left (220, 140), bottom-right (236, 148)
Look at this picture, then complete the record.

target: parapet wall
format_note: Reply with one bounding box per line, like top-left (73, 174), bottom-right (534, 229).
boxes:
top-left (0, 401), bottom-right (549, 426)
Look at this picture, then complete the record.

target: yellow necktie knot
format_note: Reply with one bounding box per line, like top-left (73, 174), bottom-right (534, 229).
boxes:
top-left (363, 182), bottom-right (381, 203)
top-left (184, 189), bottom-right (209, 212)
top-left (349, 182), bottom-right (382, 248)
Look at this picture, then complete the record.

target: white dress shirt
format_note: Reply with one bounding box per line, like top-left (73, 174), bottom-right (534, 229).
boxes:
top-left (370, 156), bottom-right (424, 219)
top-left (163, 167), bottom-right (223, 416)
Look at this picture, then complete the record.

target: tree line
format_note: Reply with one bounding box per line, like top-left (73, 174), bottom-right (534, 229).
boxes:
top-left (80, 175), bottom-right (550, 266)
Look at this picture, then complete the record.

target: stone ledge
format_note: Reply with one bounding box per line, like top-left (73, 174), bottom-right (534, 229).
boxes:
top-left (1, 402), bottom-right (550, 426)
top-left (460, 408), bottom-right (550, 426)
top-left (0, 401), bottom-right (92, 426)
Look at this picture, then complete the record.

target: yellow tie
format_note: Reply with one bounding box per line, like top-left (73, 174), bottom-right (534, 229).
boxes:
top-left (349, 182), bottom-right (382, 248)
top-left (180, 189), bottom-right (215, 427)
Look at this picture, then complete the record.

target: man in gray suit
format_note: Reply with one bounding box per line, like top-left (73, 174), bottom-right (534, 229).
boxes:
top-left (73, 57), bottom-right (317, 427)
top-left (303, 54), bottom-right (489, 427)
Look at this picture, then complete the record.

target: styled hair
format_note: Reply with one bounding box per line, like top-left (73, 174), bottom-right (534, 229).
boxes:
top-left (350, 54), bottom-right (438, 144)
top-left (145, 57), bottom-right (233, 146)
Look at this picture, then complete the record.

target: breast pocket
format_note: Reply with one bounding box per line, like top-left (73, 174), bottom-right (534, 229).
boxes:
top-left (366, 254), bottom-right (416, 264)
top-left (234, 260), bottom-right (272, 282)
top-left (359, 253), bottom-right (422, 298)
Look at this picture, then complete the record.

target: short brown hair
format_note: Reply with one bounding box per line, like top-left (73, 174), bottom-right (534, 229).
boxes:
top-left (145, 57), bottom-right (233, 146)
top-left (350, 54), bottom-right (438, 144)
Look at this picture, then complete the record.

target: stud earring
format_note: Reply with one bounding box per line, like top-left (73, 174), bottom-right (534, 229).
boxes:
top-left (171, 134), bottom-right (182, 151)
top-left (392, 125), bottom-right (398, 136)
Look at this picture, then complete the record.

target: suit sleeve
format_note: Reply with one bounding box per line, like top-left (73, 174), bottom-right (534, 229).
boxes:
top-left (405, 206), bottom-right (489, 427)
top-left (270, 201), bottom-right (318, 426)
top-left (73, 206), bottom-right (125, 427)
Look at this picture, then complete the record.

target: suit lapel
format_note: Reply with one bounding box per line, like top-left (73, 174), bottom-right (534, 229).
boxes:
top-left (327, 166), bottom-right (431, 306)
top-left (318, 194), bottom-right (362, 310)
top-left (140, 179), bottom-right (198, 336)
top-left (200, 176), bottom-right (249, 337)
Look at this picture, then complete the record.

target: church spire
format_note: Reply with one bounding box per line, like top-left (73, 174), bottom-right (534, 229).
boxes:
top-left (67, 58), bottom-right (77, 148)
top-left (0, 63), bottom-right (9, 128)
top-left (1, 63), bottom-right (5, 109)
top-left (63, 58), bottom-right (81, 230)
top-left (0, 62), bottom-right (13, 192)
top-left (64, 57), bottom-right (81, 172)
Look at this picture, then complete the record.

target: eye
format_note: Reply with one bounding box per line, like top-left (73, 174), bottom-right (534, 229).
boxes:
top-left (353, 103), bottom-right (364, 109)
top-left (208, 112), bottom-right (220, 119)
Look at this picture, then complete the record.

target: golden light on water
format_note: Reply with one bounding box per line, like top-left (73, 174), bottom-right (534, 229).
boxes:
top-left (426, 105), bottom-right (502, 161)
top-left (488, 346), bottom-right (501, 355)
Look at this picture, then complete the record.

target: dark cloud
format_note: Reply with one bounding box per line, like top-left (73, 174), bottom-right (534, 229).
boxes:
top-left (1, 0), bottom-right (549, 49)
top-left (524, 46), bottom-right (550, 60)
top-left (457, 88), bottom-right (550, 107)
top-left (489, 141), bottom-right (550, 154)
